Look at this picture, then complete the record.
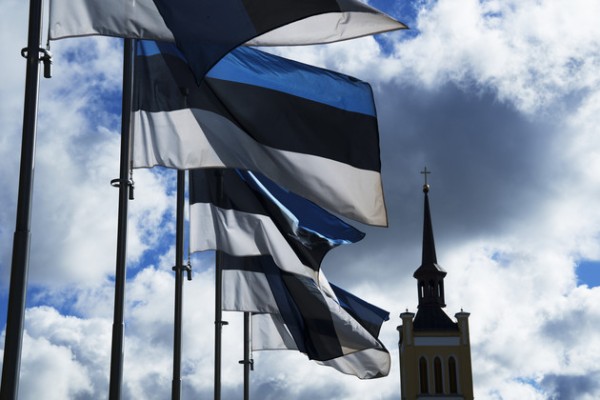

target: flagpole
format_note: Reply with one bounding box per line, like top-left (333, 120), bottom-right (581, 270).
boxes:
top-left (242, 311), bottom-right (253, 400)
top-left (214, 170), bottom-right (227, 400)
top-left (1, 0), bottom-right (47, 397)
top-left (172, 170), bottom-right (191, 400)
top-left (108, 37), bottom-right (135, 400)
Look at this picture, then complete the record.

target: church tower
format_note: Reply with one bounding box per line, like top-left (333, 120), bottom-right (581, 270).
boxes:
top-left (398, 171), bottom-right (474, 399)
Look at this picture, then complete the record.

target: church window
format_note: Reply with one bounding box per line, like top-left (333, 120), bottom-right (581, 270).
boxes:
top-left (434, 357), bottom-right (443, 393)
top-left (449, 356), bottom-right (458, 394)
top-left (419, 357), bottom-right (429, 394)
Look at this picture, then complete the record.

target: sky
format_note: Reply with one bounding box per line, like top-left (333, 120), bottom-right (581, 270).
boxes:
top-left (1, 0), bottom-right (600, 399)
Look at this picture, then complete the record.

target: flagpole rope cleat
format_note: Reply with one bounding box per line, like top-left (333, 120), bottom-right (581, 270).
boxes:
top-left (21, 47), bottom-right (52, 78)
top-left (110, 178), bottom-right (135, 200)
top-left (171, 262), bottom-right (193, 281)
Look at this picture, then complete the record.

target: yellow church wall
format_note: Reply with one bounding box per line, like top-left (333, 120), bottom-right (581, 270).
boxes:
top-left (399, 328), bottom-right (473, 400)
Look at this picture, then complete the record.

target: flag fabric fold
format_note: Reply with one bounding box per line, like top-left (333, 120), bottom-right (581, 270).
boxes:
top-left (49, 0), bottom-right (407, 78)
top-left (135, 41), bottom-right (387, 225)
top-left (220, 253), bottom-right (391, 379)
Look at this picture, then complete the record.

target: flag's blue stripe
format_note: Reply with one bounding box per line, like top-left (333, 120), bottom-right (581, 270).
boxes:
top-left (239, 171), bottom-right (365, 245)
top-left (138, 40), bottom-right (184, 59)
top-left (138, 41), bottom-right (375, 116)
top-left (207, 47), bottom-right (376, 117)
top-left (331, 283), bottom-right (389, 337)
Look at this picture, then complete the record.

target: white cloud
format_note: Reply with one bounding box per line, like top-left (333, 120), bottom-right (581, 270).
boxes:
top-left (19, 306), bottom-right (110, 399)
top-left (388, 0), bottom-right (600, 113)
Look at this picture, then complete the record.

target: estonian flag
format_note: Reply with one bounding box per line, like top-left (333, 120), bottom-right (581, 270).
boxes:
top-left (189, 168), bottom-right (365, 280)
top-left (220, 254), bottom-right (391, 379)
top-left (135, 41), bottom-right (387, 225)
top-left (49, 0), bottom-right (406, 79)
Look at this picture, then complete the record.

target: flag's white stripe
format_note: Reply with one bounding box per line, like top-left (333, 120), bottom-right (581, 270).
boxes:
top-left (49, 0), bottom-right (174, 41)
top-left (134, 109), bottom-right (387, 226)
top-left (317, 348), bottom-right (391, 379)
top-left (251, 313), bottom-right (298, 351)
top-left (189, 203), bottom-right (316, 279)
top-left (222, 269), bottom-right (279, 313)
top-left (246, 12), bottom-right (404, 46)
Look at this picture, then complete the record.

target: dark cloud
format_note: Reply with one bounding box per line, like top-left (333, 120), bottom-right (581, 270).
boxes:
top-left (324, 80), bottom-right (563, 289)
top-left (541, 372), bottom-right (600, 400)
top-left (541, 309), bottom-right (600, 345)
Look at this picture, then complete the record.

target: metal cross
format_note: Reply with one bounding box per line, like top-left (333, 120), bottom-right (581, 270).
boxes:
top-left (420, 166), bottom-right (431, 186)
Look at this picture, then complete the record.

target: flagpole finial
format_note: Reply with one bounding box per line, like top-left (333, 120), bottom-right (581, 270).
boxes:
top-left (420, 167), bottom-right (431, 193)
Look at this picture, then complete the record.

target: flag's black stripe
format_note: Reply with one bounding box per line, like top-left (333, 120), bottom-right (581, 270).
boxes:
top-left (189, 169), bottom-right (267, 216)
top-left (281, 273), bottom-right (343, 360)
top-left (241, 0), bottom-right (340, 33)
top-left (134, 52), bottom-right (381, 172)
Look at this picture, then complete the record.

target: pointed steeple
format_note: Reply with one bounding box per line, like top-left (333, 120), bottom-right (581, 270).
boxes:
top-left (412, 168), bottom-right (457, 331)
top-left (421, 182), bottom-right (439, 268)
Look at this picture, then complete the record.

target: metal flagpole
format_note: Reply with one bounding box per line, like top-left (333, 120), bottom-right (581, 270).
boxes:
top-left (108, 38), bottom-right (136, 400)
top-left (1, 0), bottom-right (51, 397)
top-left (239, 311), bottom-right (254, 400)
top-left (214, 250), bottom-right (224, 400)
top-left (214, 170), bottom-right (228, 400)
top-left (172, 170), bottom-right (192, 400)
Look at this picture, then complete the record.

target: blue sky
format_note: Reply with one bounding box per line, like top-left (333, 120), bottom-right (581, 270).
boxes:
top-left (2, 0), bottom-right (600, 399)
top-left (577, 261), bottom-right (600, 287)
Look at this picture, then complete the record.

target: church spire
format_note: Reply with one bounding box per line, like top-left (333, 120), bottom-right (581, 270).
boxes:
top-left (421, 173), bottom-right (437, 267)
top-left (413, 167), bottom-right (447, 309)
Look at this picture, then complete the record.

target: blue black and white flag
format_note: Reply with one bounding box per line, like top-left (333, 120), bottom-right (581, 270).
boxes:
top-left (49, 0), bottom-right (406, 79)
top-left (219, 253), bottom-right (391, 379)
top-left (136, 41), bottom-right (387, 225)
top-left (189, 168), bottom-right (365, 279)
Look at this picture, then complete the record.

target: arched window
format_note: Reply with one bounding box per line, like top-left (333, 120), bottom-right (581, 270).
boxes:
top-left (428, 280), bottom-right (435, 296)
top-left (419, 281), bottom-right (425, 299)
top-left (434, 357), bottom-right (443, 393)
top-left (448, 357), bottom-right (458, 394)
top-left (419, 357), bottom-right (429, 394)
top-left (437, 281), bottom-right (442, 298)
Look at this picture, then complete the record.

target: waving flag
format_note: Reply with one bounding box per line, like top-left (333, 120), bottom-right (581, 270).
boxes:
top-left (136, 41), bottom-right (387, 225)
top-left (219, 253), bottom-right (390, 379)
top-left (49, 0), bottom-right (406, 79)
top-left (189, 168), bottom-right (364, 279)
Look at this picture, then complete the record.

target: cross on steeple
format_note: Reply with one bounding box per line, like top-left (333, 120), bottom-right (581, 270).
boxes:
top-left (420, 167), bottom-right (431, 192)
